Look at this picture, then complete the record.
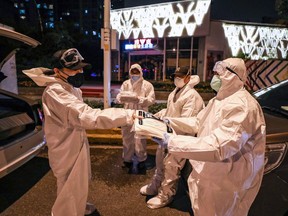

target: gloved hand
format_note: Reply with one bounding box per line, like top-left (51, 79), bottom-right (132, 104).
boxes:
top-left (162, 118), bottom-right (172, 133)
top-left (151, 137), bottom-right (167, 148)
top-left (162, 118), bottom-right (170, 124)
top-left (163, 132), bottom-right (171, 146)
top-left (151, 132), bottom-right (171, 148)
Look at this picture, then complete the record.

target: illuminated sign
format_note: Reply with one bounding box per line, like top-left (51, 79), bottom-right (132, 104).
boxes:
top-left (111, 0), bottom-right (211, 39)
top-left (125, 38), bottom-right (154, 50)
top-left (223, 23), bottom-right (288, 60)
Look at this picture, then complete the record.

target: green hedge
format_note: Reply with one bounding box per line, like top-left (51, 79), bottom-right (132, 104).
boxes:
top-left (84, 99), bottom-right (167, 114)
top-left (18, 75), bottom-right (213, 93)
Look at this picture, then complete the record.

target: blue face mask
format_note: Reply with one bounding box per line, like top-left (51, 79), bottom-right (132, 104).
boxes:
top-left (131, 75), bottom-right (140, 81)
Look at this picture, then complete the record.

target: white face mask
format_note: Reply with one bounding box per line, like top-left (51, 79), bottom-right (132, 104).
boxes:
top-left (174, 77), bottom-right (186, 88)
top-left (210, 75), bottom-right (222, 92)
top-left (131, 75), bottom-right (140, 81)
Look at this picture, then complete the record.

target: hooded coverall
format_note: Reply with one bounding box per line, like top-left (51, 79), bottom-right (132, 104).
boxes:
top-left (23, 67), bottom-right (134, 216)
top-left (166, 58), bottom-right (266, 216)
top-left (150, 75), bottom-right (204, 198)
top-left (116, 64), bottom-right (155, 164)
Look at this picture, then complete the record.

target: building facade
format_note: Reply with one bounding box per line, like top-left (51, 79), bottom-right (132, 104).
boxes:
top-left (111, 0), bottom-right (288, 91)
top-left (111, 0), bottom-right (211, 81)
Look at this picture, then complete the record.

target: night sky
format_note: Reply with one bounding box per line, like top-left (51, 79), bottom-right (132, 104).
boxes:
top-left (125, 0), bottom-right (278, 23)
top-left (211, 0), bottom-right (278, 23)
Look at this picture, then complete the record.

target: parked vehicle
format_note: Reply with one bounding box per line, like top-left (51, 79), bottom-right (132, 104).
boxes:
top-left (0, 25), bottom-right (45, 178)
top-left (249, 78), bottom-right (288, 216)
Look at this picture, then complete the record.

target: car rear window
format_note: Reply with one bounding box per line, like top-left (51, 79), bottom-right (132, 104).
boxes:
top-left (255, 81), bottom-right (288, 118)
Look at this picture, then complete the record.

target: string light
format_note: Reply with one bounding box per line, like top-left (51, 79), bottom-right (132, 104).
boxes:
top-left (111, 0), bottom-right (211, 39)
top-left (223, 23), bottom-right (288, 60)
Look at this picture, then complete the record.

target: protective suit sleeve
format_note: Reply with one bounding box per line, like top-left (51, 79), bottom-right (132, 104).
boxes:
top-left (138, 83), bottom-right (155, 107)
top-left (165, 117), bottom-right (199, 135)
top-left (44, 86), bottom-right (134, 130)
top-left (115, 83), bottom-right (126, 104)
top-left (168, 103), bottom-right (263, 162)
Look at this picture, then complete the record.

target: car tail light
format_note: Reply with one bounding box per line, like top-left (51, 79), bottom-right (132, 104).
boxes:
top-left (264, 143), bottom-right (288, 174)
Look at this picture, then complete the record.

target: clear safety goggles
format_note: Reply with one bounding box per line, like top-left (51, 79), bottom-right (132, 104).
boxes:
top-left (213, 61), bottom-right (242, 81)
top-left (60, 48), bottom-right (84, 68)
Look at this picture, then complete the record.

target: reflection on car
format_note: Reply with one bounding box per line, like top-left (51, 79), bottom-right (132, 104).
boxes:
top-left (0, 89), bottom-right (46, 178)
top-left (0, 25), bottom-right (45, 178)
top-left (249, 79), bottom-right (288, 216)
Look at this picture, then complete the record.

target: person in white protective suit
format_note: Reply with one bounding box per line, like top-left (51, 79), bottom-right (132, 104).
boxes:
top-left (116, 63), bottom-right (155, 174)
top-left (161, 58), bottom-right (266, 216)
top-left (139, 67), bottom-right (205, 209)
top-left (23, 48), bottom-right (135, 216)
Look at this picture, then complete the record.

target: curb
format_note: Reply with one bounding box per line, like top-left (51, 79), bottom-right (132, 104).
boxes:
top-left (86, 128), bottom-right (156, 146)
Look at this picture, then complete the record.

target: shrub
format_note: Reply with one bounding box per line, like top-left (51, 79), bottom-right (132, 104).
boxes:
top-left (148, 103), bottom-right (167, 114)
top-left (84, 99), bottom-right (104, 109)
top-left (84, 99), bottom-right (167, 114)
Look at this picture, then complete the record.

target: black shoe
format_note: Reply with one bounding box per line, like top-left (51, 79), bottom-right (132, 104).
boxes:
top-left (128, 166), bottom-right (138, 174)
top-left (137, 161), bottom-right (147, 175)
top-left (127, 162), bottom-right (146, 175)
top-left (122, 161), bottom-right (133, 169)
top-left (138, 161), bottom-right (146, 170)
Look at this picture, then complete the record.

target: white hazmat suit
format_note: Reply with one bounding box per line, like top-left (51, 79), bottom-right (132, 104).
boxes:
top-left (23, 67), bottom-right (134, 216)
top-left (143, 75), bottom-right (204, 205)
top-left (116, 64), bottom-right (155, 166)
top-left (166, 58), bottom-right (266, 216)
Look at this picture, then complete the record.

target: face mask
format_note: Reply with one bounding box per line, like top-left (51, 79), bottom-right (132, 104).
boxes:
top-left (174, 77), bottom-right (186, 88)
top-left (131, 75), bottom-right (140, 82)
top-left (67, 73), bottom-right (84, 88)
top-left (210, 75), bottom-right (222, 92)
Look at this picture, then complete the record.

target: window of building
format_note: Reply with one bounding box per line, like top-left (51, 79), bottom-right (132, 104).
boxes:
top-left (19, 9), bottom-right (25, 15)
top-left (166, 38), bottom-right (177, 50)
top-left (179, 37), bottom-right (191, 50)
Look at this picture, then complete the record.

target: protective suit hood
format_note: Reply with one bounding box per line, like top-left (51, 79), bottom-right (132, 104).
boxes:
top-left (23, 67), bottom-right (59, 87)
top-left (216, 58), bottom-right (246, 100)
top-left (129, 64), bottom-right (143, 84)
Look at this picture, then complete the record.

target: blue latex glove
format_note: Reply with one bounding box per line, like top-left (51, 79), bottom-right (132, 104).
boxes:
top-left (151, 132), bottom-right (171, 148)
top-left (163, 132), bottom-right (171, 146)
top-left (151, 137), bottom-right (167, 148)
top-left (163, 118), bottom-right (170, 124)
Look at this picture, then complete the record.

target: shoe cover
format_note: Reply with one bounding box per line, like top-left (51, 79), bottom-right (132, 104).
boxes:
top-left (140, 180), bottom-right (160, 196)
top-left (146, 195), bottom-right (173, 209)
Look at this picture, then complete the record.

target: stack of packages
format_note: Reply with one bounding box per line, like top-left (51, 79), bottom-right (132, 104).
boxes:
top-left (133, 110), bottom-right (173, 139)
top-left (118, 91), bottom-right (139, 103)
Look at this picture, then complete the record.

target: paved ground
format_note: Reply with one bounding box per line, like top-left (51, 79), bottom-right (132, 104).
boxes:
top-left (2, 146), bottom-right (288, 216)
top-left (0, 146), bottom-right (193, 216)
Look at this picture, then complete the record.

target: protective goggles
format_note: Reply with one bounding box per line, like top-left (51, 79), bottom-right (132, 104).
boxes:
top-left (60, 48), bottom-right (84, 68)
top-left (213, 61), bottom-right (242, 81)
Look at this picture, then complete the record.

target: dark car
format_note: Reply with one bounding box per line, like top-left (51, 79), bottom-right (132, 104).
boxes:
top-left (249, 79), bottom-right (288, 216)
top-left (0, 26), bottom-right (45, 178)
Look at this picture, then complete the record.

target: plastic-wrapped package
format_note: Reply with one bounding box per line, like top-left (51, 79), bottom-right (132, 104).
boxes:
top-left (133, 110), bottom-right (173, 139)
top-left (118, 91), bottom-right (139, 103)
